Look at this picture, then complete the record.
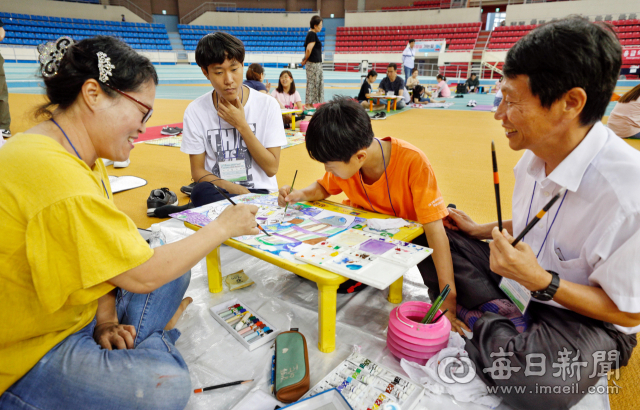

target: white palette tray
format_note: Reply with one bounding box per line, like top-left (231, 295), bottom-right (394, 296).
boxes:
top-left (294, 229), bottom-right (432, 290)
top-left (209, 298), bottom-right (278, 351)
top-left (302, 353), bottom-right (425, 410)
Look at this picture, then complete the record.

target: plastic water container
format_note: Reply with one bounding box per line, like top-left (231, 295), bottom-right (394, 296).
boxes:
top-left (387, 301), bottom-right (451, 365)
top-left (299, 121), bottom-right (310, 132)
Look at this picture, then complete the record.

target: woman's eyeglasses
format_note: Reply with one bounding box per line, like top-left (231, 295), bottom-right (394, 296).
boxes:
top-left (103, 83), bottom-right (153, 124)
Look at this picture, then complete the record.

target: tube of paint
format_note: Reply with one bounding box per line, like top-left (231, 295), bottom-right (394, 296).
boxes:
top-left (235, 311), bottom-right (252, 330)
top-left (216, 304), bottom-right (240, 316)
top-left (239, 322), bottom-right (264, 336)
top-left (225, 308), bottom-right (247, 323)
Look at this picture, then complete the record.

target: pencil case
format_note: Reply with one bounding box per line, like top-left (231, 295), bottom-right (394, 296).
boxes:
top-left (274, 330), bottom-right (310, 403)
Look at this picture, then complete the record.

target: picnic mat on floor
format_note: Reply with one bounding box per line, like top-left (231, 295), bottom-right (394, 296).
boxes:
top-left (144, 129), bottom-right (307, 149)
top-left (471, 105), bottom-right (495, 112)
top-left (137, 122), bottom-right (183, 142)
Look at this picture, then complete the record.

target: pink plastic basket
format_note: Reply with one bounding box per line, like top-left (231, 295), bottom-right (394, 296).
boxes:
top-left (299, 121), bottom-right (310, 132)
top-left (387, 302), bottom-right (450, 364)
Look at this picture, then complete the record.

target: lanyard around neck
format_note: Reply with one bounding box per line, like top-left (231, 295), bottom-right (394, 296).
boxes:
top-left (50, 119), bottom-right (110, 199)
top-left (358, 139), bottom-right (397, 217)
top-left (524, 181), bottom-right (568, 258)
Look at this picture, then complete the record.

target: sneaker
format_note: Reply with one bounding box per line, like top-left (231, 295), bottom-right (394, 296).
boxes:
top-left (1, 129), bottom-right (11, 138)
top-left (180, 182), bottom-right (196, 196)
top-left (161, 127), bottom-right (182, 136)
top-left (491, 106), bottom-right (498, 112)
top-left (113, 158), bottom-right (130, 168)
top-left (147, 188), bottom-right (179, 216)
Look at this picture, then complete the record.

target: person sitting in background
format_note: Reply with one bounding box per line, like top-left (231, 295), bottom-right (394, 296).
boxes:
top-left (406, 68), bottom-right (420, 89)
top-left (357, 70), bottom-right (385, 110)
top-left (271, 70), bottom-right (304, 128)
top-left (607, 84), bottom-right (640, 138)
top-left (243, 63), bottom-right (270, 94)
top-left (412, 85), bottom-right (445, 104)
top-left (465, 73), bottom-right (480, 93)
top-left (435, 74), bottom-right (451, 97)
top-left (271, 70), bottom-right (302, 110)
top-left (181, 33), bottom-right (286, 207)
top-left (378, 63), bottom-right (406, 109)
top-left (491, 76), bottom-right (503, 113)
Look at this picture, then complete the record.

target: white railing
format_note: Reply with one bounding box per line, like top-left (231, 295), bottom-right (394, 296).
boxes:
top-left (345, 0), bottom-right (470, 13)
top-left (180, 2), bottom-right (319, 25)
top-left (180, 2), bottom-right (236, 25)
top-left (108, 0), bottom-right (152, 22)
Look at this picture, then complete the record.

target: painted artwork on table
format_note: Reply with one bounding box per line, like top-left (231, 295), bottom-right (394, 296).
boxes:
top-left (169, 193), bottom-right (367, 258)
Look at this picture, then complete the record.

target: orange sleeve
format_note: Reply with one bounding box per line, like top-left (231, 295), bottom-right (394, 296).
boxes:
top-left (409, 159), bottom-right (449, 225)
top-left (318, 172), bottom-right (344, 196)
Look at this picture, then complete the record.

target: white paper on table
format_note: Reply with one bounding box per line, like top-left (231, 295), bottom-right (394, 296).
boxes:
top-left (368, 217), bottom-right (411, 230)
top-left (108, 175), bottom-right (148, 193)
top-left (310, 210), bottom-right (356, 228)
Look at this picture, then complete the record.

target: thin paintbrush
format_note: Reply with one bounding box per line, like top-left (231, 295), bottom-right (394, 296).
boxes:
top-left (194, 379), bottom-right (253, 393)
top-left (421, 284), bottom-right (449, 324)
top-left (425, 287), bottom-right (451, 324)
top-left (283, 170), bottom-right (298, 216)
top-left (430, 308), bottom-right (449, 324)
top-left (210, 184), bottom-right (272, 236)
top-left (492, 141), bottom-right (503, 232)
top-left (511, 187), bottom-right (567, 247)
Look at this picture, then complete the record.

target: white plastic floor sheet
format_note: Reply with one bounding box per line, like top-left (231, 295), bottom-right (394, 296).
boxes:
top-left (155, 219), bottom-right (610, 410)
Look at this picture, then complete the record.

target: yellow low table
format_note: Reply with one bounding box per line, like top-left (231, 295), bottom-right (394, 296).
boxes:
top-left (281, 108), bottom-right (304, 130)
top-left (185, 199), bottom-right (424, 353)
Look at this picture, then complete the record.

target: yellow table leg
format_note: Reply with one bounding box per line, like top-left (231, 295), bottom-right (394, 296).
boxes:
top-left (206, 246), bottom-right (223, 293)
top-left (291, 114), bottom-right (296, 131)
top-left (388, 276), bottom-right (404, 304)
top-left (317, 282), bottom-right (339, 353)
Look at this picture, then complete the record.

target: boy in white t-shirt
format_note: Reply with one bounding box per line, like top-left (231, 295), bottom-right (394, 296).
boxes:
top-left (181, 32), bottom-right (287, 206)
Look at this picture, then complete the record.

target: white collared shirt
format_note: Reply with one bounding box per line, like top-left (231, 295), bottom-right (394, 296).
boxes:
top-left (512, 122), bottom-right (640, 333)
top-left (402, 46), bottom-right (415, 69)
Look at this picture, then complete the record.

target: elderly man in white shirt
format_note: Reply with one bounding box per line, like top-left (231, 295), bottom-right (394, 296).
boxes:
top-left (418, 17), bottom-right (639, 410)
top-left (402, 39), bottom-right (415, 83)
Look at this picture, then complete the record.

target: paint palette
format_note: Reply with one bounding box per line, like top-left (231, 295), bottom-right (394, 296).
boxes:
top-left (294, 229), bottom-right (433, 289)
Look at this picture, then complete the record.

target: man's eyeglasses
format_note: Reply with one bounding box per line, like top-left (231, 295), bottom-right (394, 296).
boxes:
top-left (103, 83), bottom-right (153, 124)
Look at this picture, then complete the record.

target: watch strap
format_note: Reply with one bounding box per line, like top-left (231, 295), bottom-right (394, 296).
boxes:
top-left (531, 270), bottom-right (560, 301)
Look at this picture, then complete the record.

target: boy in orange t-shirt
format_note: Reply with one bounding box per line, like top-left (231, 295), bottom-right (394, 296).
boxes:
top-left (278, 97), bottom-right (469, 334)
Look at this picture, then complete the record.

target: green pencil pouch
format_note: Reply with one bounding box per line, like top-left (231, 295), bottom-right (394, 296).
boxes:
top-left (274, 330), bottom-right (310, 403)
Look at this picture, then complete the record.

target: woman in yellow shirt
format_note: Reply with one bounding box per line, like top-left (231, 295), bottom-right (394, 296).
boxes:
top-left (0, 36), bottom-right (258, 410)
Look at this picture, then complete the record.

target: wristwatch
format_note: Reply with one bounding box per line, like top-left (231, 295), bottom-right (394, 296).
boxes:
top-left (531, 270), bottom-right (560, 301)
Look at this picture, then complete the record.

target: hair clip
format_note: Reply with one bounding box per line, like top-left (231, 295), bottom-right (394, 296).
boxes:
top-left (37, 36), bottom-right (74, 78)
top-left (97, 51), bottom-right (116, 83)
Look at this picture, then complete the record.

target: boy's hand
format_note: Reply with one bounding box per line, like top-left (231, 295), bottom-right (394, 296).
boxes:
top-left (94, 322), bottom-right (136, 350)
top-left (278, 185), bottom-right (305, 207)
top-left (217, 96), bottom-right (247, 130)
top-left (439, 297), bottom-right (470, 336)
top-left (443, 208), bottom-right (481, 238)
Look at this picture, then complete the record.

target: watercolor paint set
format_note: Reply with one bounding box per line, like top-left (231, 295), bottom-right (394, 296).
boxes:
top-left (209, 298), bottom-right (279, 351)
top-left (301, 353), bottom-right (424, 410)
top-left (293, 229), bottom-right (432, 289)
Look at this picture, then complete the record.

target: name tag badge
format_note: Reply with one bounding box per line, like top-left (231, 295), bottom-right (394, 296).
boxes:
top-left (499, 277), bottom-right (531, 314)
top-left (218, 159), bottom-right (248, 183)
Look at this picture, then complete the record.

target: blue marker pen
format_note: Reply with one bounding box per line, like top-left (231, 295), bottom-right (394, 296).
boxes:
top-left (247, 328), bottom-right (273, 343)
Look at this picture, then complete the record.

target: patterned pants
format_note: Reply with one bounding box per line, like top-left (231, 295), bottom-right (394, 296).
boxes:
top-left (305, 62), bottom-right (324, 105)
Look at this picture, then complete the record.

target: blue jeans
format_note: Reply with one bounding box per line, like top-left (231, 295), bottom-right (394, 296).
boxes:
top-left (0, 271), bottom-right (192, 410)
top-left (493, 96), bottom-right (503, 108)
top-left (404, 66), bottom-right (412, 83)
